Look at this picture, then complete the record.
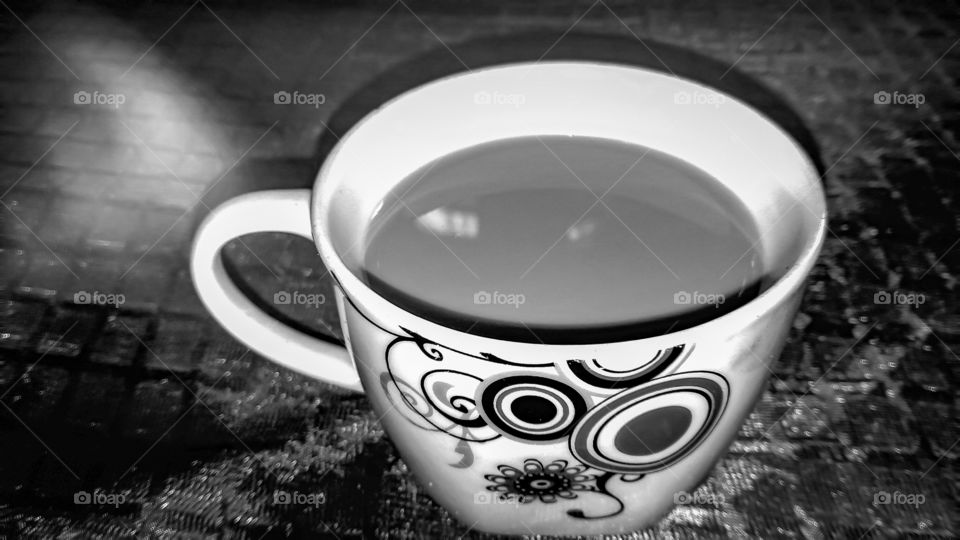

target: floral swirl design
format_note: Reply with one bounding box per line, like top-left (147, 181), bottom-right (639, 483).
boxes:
top-left (485, 459), bottom-right (596, 504)
top-left (483, 458), bottom-right (647, 519)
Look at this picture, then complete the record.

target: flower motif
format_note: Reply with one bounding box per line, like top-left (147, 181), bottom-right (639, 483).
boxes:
top-left (484, 459), bottom-right (598, 504)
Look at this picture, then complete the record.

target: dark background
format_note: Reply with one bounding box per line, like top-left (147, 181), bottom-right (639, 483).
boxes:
top-left (0, 0), bottom-right (957, 538)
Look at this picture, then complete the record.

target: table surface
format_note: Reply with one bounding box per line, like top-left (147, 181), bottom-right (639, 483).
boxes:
top-left (0, 0), bottom-right (958, 538)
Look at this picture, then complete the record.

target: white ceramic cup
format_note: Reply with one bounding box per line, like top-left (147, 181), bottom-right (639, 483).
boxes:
top-left (191, 62), bottom-right (825, 535)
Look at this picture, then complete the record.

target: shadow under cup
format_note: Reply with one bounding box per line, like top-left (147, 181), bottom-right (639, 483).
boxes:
top-left (314, 62), bottom-right (824, 344)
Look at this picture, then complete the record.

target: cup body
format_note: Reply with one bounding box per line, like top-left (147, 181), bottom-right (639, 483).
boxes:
top-left (337, 284), bottom-right (803, 535)
top-left (308, 62), bottom-right (825, 535)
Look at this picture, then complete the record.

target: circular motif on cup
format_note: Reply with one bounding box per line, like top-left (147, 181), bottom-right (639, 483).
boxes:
top-left (565, 345), bottom-right (686, 390)
top-left (569, 372), bottom-right (728, 473)
top-left (478, 374), bottom-right (589, 443)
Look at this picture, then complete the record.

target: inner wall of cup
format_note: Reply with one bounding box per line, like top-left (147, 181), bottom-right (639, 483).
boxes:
top-left (321, 62), bottom-right (820, 297)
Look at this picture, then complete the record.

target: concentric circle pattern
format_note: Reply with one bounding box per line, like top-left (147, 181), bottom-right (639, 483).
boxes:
top-left (478, 374), bottom-right (588, 442)
top-left (570, 371), bottom-right (728, 473)
top-left (565, 345), bottom-right (687, 390)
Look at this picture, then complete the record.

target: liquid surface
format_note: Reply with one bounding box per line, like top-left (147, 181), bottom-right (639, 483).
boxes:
top-left (360, 136), bottom-right (765, 341)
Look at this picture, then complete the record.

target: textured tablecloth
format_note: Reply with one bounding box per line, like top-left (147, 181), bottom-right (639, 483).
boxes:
top-left (0, 0), bottom-right (958, 538)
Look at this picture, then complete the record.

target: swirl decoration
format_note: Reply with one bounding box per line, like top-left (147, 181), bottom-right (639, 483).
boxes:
top-left (478, 374), bottom-right (588, 443)
top-left (380, 333), bottom-right (504, 442)
top-left (381, 373), bottom-right (497, 442)
top-left (570, 371), bottom-right (728, 474)
top-left (378, 326), bottom-right (558, 444)
top-left (421, 370), bottom-right (487, 428)
top-left (565, 344), bottom-right (688, 390)
top-left (400, 327), bottom-right (444, 361)
top-left (379, 372), bottom-right (439, 433)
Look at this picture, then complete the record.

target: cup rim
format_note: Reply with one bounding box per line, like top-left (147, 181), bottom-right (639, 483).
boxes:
top-left (312, 60), bottom-right (827, 348)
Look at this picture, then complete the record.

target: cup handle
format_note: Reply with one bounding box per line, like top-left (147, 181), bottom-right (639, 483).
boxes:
top-left (190, 189), bottom-right (362, 392)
